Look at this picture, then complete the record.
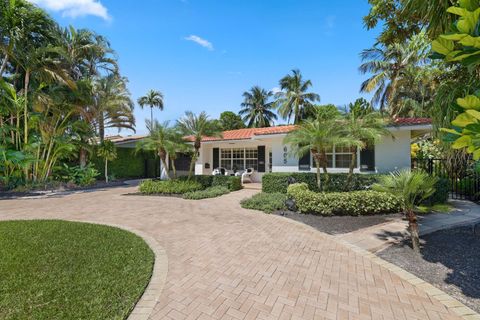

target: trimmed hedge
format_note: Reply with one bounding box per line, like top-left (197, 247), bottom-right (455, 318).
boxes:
top-left (287, 183), bottom-right (401, 216)
top-left (91, 148), bottom-right (157, 179)
top-left (262, 172), bottom-right (382, 193)
top-left (179, 175), bottom-right (242, 191)
top-left (139, 179), bottom-right (203, 195)
top-left (240, 192), bottom-right (287, 214)
top-left (183, 186), bottom-right (230, 200)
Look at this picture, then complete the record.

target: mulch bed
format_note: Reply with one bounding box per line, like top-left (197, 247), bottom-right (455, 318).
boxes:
top-left (378, 225), bottom-right (480, 313)
top-left (274, 210), bottom-right (403, 235)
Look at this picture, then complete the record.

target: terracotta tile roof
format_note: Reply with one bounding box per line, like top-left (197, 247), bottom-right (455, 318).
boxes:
top-left (391, 117), bottom-right (432, 126)
top-left (192, 125), bottom-right (297, 142)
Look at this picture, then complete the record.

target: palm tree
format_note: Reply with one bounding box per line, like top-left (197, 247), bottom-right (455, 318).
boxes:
top-left (341, 109), bottom-right (390, 186)
top-left (275, 69), bottom-right (320, 124)
top-left (137, 90), bottom-right (164, 124)
top-left (136, 120), bottom-right (177, 180)
top-left (176, 111), bottom-right (222, 178)
top-left (239, 86), bottom-right (277, 128)
top-left (164, 131), bottom-right (191, 179)
top-left (97, 140), bottom-right (117, 183)
top-left (284, 110), bottom-right (358, 191)
top-left (374, 170), bottom-right (437, 253)
top-left (359, 32), bottom-right (430, 114)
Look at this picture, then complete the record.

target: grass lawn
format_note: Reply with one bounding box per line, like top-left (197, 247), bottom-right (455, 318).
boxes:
top-left (0, 220), bottom-right (155, 320)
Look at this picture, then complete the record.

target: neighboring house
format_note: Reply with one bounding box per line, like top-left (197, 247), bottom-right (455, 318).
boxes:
top-left (111, 118), bottom-right (432, 182)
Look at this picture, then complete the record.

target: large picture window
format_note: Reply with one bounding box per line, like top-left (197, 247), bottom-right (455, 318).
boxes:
top-left (219, 148), bottom-right (258, 171)
top-left (324, 146), bottom-right (357, 169)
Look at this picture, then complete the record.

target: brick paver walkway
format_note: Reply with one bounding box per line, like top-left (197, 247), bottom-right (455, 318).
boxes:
top-left (0, 186), bottom-right (464, 320)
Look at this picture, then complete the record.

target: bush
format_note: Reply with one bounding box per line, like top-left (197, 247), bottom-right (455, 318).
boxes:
top-left (178, 175), bottom-right (242, 191)
top-left (54, 164), bottom-right (99, 187)
top-left (91, 148), bottom-right (156, 179)
top-left (183, 186), bottom-right (230, 200)
top-left (262, 172), bottom-right (382, 193)
top-left (178, 175), bottom-right (214, 189)
top-left (287, 183), bottom-right (401, 216)
top-left (240, 192), bottom-right (288, 213)
top-left (424, 178), bottom-right (449, 204)
top-left (139, 179), bottom-right (203, 195)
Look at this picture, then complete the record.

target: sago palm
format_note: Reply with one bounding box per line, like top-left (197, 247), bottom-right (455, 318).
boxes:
top-left (239, 86), bottom-right (277, 128)
top-left (373, 170), bottom-right (437, 253)
top-left (176, 111), bottom-right (222, 178)
top-left (275, 69), bottom-right (320, 124)
top-left (137, 90), bottom-right (164, 124)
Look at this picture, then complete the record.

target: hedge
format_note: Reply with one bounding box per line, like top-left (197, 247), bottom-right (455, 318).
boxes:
top-left (139, 179), bottom-right (203, 195)
top-left (240, 192), bottom-right (287, 214)
top-left (179, 175), bottom-right (242, 191)
top-left (183, 186), bottom-right (230, 200)
top-left (424, 177), bottom-right (449, 205)
top-left (287, 183), bottom-right (402, 216)
top-left (91, 148), bottom-right (157, 179)
top-left (262, 172), bottom-right (382, 193)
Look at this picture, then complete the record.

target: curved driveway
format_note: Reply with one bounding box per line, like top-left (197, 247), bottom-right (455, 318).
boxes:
top-left (0, 187), bottom-right (463, 320)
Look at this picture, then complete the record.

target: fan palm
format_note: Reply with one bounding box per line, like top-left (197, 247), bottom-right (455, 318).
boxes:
top-left (284, 110), bottom-right (358, 191)
top-left (97, 140), bottom-right (117, 183)
top-left (137, 90), bottom-right (164, 124)
top-left (176, 111), bottom-right (222, 178)
top-left (275, 69), bottom-right (320, 124)
top-left (373, 170), bottom-right (437, 253)
top-left (239, 86), bottom-right (277, 128)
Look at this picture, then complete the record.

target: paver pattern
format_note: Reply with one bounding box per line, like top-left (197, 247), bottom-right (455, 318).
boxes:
top-left (0, 186), bottom-right (464, 320)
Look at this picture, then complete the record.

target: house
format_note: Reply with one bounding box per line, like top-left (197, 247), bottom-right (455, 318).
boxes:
top-left (111, 118), bottom-right (432, 182)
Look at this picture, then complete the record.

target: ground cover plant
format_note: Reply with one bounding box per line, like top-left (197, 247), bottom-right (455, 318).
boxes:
top-left (183, 186), bottom-right (230, 200)
top-left (0, 220), bottom-right (154, 320)
top-left (240, 192), bottom-right (288, 213)
top-left (139, 179), bottom-right (203, 195)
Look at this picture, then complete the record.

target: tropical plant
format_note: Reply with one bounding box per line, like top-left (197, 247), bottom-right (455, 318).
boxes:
top-left (239, 86), bottom-right (277, 128)
top-left (137, 90), bottom-right (164, 124)
top-left (275, 69), bottom-right (320, 124)
top-left (97, 140), bottom-right (117, 183)
top-left (284, 110), bottom-right (358, 191)
top-left (374, 170), bottom-right (437, 253)
top-left (164, 130), bottom-right (191, 179)
top-left (177, 111), bottom-right (222, 178)
top-left (218, 111), bottom-right (245, 130)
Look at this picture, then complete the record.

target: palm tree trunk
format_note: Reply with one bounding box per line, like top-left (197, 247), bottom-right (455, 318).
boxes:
top-left (150, 106), bottom-right (153, 124)
top-left (0, 53), bottom-right (8, 77)
top-left (159, 150), bottom-right (170, 180)
top-left (314, 157), bottom-right (322, 191)
top-left (406, 209), bottom-right (421, 253)
top-left (171, 158), bottom-right (177, 179)
top-left (188, 154), bottom-right (196, 179)
top-left (320, 150), bottom-right (329, 189)
top-left (98, 114), bottom-right (105, 143)
top-left (79, 148), bottom-right (87, 168)
top-left (347, 150), bottom-right (357, 187)
top-left (105, 158), bottom-right (108, 183)
top-left (23, 70), bottom-right (30, 145)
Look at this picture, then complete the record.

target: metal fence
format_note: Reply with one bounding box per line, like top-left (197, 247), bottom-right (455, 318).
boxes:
top-left (412, 158), bottom-right (480, 201)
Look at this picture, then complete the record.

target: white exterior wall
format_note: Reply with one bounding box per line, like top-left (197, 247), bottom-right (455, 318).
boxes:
top-left (375, 130), bottom-right (411, 173)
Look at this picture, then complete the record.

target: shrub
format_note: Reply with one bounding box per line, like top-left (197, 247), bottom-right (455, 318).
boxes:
top-left (240, 192), bottom-right (288, 213)
top-left (262, 172), bottom-right (382, 193)
top-left (183, 186), bottom-right (230, 200)
top-left (424, 178), bottom-right (449, 205)
top-left (178, 175), bottom-right (214, 189)
top-left (212, 175), bottom-right (243, 191)
top-left (91, 148), bottom-right (156, 179)
top-left (54, 164), bottom-right (99, 187)
top-left (139, 179), bottom-right (203, 195)
top-left (287, 183), bottom-right (401, 216)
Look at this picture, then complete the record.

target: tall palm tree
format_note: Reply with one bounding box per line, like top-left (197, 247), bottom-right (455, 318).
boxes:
top-left (284, 110), bottom-right (358, 191)
top-left (239, 86), bottom-right (277, 128)
top-left (359, 32), bottom-right (430, 114)
top-left (341, 109), bottom-right (390, 185)
top-left (176, 111), bottom-right (222, 178)
top-left (138, 90), bottom-right (164, 124)
top-left (275, 69), bottom-right (320, 124)
top-left (97, 140), bottom-right (117, 183)
top-left (374, 170), bottom-right (437, 253)
top-left (164, 131), bottom-right (191, 179)
top-left (137, 120), bottom-right (177, 180)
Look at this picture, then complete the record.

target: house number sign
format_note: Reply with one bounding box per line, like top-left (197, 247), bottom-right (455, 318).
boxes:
top-left (283, 146), bottom-right (288, 164)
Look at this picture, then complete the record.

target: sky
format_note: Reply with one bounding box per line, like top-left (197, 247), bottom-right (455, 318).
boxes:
top-left (30, 0), bottom-right (381, 135)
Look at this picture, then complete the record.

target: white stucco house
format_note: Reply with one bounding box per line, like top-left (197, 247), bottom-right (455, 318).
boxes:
top-left (111, 118), bottom-right (432, 182)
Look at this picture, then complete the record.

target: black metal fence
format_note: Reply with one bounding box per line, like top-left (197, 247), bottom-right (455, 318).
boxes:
top-left (412, 158), bottom-right (480, 201)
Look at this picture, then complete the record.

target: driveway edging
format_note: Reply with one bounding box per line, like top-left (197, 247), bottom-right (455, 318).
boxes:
top-left (67, 220), bottom-right (168, 320)
top-left (263, 212), bottom-right (480, 320)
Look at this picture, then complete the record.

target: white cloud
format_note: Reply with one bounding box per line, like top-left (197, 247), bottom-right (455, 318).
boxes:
top-left (184, 35), bottom-right (214, 51)
top-left (271, 87), bottom-right (282, 94)
top-left (30, 0), bottom-right (110, 20)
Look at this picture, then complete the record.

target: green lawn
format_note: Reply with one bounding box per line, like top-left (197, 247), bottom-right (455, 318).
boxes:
top-left (0, 220), bottom-right (154, 320)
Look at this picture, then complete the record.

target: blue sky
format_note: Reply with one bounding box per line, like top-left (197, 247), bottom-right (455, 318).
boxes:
top-left (30, 0), bottom-right (380, 135)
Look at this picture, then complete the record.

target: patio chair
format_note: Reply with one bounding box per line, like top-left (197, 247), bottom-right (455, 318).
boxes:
top-left (241, 168), bottom-right (254, 184)
top-left (212, 167), bottom-right (228, 176)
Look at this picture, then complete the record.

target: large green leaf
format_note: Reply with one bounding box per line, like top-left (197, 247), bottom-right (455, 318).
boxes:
top-left (447, 6), bottom-right (468, 17)
top-left (452, 135), bottom-right (472, 149)
top-left (466, 109), bottom-right (480, 120)
top-left (432, 38), bottom-right (455, 55)
top-left (441, 33), bottom-right (469, 41)
top-left (459, 35), bottom-right (480, 48)
top-left (457, 95), bottom-right (480, 109)
top-left (452, 112), bottom-right (476, 127)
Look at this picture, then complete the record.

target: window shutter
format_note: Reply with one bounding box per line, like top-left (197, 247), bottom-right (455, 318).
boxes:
top-left (298, 150), bottom-right (311, 171)
top-left (360, 145), bottom-right (375, 171)
top-left (257, 146), bottom-right (266, 172)
top-left (213, 148), bottom-right (219, 169)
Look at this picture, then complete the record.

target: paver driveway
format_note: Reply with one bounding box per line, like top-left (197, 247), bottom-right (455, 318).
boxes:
top-left (0, 186), bottom-right (463, 320)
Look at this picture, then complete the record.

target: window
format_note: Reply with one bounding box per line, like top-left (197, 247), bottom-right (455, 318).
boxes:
top-left (324, 146), bottom-right (357, 169)
top-left (219, 147), bottom-right (258, 171)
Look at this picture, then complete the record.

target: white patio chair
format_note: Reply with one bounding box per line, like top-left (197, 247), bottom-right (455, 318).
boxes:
top-left (241, 168), bottom-right (254, 184)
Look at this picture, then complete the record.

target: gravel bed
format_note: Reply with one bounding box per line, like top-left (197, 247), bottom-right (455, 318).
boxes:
top-left (378, 225), bottom-right (480, 313)
top-left (274, 211), bottom-right (403, 235)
